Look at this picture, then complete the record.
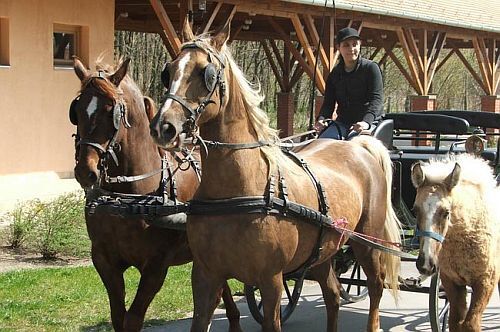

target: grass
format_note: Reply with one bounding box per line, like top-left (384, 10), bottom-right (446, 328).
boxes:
top-left (0, 263), bottom-right (243, 331)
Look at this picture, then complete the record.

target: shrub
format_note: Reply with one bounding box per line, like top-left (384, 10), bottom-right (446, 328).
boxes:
top-left (1, 199), bottom-right (44, 249)
top-left (29, 191), bottom-right (89, 259)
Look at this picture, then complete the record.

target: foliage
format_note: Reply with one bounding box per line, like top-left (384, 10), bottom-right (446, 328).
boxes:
top-left (114, 30), bottom-right (486, 136)
top-left (29, 192), bottom-right (88, 259)
top-left (0, 192), bottom-right (89, 259)
top-left (0, 263), bottom-right (244, 331)
top-left (1, 199), bottom-right (44, 249)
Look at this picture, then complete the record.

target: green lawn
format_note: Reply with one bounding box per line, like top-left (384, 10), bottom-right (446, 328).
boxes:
top-left (0, 263), bottom-right (243, 331)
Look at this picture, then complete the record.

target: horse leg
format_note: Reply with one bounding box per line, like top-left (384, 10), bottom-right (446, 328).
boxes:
top-left (124, 264), bottom-right (170, 332)
top-left (440, 274), bottom-right (467, 331)
top-left (308, 260), bottom-right (341, 332)
top-left (351, 244), bottom-right (383, 332)
top-left (190, 261), bottom-right (224, 332)
top-left (258, 273), bottom-right (283, 332)
top-left (461, 278), bottom-right (496, 332)
top-left (92, 252), bottom-right (127, 332)
top-left (221, 281), bottom-right (242, 332)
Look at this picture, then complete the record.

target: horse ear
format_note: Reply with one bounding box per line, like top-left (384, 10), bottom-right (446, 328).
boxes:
top-left (143, 96), bottom-right (157, 122)
top-left (212, 21), bottom-right (230, 51)
top-left (444, 163), bottom-right (461, 191)
top-left (110, 58), bottom-right (130, 86)
top-left (182, 18), bottom-right (195, 42)
top-left (411, 162), bottom-right (425, 188)
top-left (73, 57), bottom-right (89, 81)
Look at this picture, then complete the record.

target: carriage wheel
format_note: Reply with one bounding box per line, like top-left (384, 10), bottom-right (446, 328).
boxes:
top-left (429, 270), bottom-right (449, 332)
top-left (244, 275), bottom-right (305, 325)
top-left (338, 261), bottom-right (369, 303)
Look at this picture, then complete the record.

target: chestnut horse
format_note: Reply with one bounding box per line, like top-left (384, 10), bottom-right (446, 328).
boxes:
top-left (150, 23), bottom-right (401, 332)
top-left (412, 154), bottom-right (499, 331)
top-left (70, 58), bottom-right (241, 332)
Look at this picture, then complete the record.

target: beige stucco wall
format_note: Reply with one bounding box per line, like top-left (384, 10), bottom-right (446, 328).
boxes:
top-left (0, 0), bottom-right (114, 210)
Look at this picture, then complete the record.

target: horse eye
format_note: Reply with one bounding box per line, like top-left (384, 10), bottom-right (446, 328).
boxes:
top-left (161, 63), bottom-right (170, 88)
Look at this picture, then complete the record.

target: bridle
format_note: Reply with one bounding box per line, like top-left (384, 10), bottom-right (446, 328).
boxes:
top-left (415, 228), bottom-right (445, 243)
top-left (70, 71), bottom-right (131, 184)
top-left (163, 42), bottom-right (227, 136)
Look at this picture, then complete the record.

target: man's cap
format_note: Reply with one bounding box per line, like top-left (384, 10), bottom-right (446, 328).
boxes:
top-left (336, 27), bottom-right (361, 44)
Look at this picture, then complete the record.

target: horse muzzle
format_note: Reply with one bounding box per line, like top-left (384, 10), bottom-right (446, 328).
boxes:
top-left (416, 252), bottom-right (437, 276)
top-left (74, 161), bottom-right (100, 189)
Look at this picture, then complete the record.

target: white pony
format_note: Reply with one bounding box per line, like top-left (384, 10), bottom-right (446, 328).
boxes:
top-left (411, 154), bottom-right (499, 331)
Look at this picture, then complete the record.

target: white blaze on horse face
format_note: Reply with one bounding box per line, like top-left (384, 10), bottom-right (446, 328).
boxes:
top-left (420, 194), bottom-right (441, 271)
top-left (85, 96), bottom-right (99, 119)
top-left (157, 52), bottom-right (191, 122)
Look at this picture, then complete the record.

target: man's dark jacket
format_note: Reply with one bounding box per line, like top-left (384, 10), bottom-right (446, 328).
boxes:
top-left (319, 57), bottom-right (383, 127)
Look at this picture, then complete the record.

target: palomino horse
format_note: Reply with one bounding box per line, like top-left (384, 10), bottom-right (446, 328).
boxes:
top-left (150, 23), bottom-right (401, 332)
top-left (70, 58), bottom-right (241, 332)
top-left (412, 154), bottom-right (499, 331)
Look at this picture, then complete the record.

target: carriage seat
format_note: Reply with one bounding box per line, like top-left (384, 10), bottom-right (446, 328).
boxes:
top-left (360, 119), bottom-right (394, 149)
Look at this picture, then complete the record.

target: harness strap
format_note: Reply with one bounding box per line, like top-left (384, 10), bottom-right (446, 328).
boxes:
top-left (415, 229), bottom-right (445, 243)
top-left (283, 150), bottom-right (330, 215)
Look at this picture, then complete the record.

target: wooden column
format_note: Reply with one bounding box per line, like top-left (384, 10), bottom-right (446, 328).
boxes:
top-left (277, 92), bottom-right (295, 137)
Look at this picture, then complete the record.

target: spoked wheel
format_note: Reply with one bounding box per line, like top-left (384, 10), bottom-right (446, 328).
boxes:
top-left (338, 261), bottom-right (369, 303)
top-left (429, 270), bottom-right (449, 332)
top-left (244, 274), bottom-right (305, 325)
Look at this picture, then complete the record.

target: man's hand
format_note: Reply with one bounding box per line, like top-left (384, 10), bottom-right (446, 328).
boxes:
top-left (313, 118), bottom-right (328, 132)
top-left (350, 121), bottom-right (370, 133)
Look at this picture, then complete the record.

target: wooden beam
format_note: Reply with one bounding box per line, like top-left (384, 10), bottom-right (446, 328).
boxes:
top-left (262, 40), bottom-right (286, 91)
top-left (289, 64), bottom-right (304, 89)
top-left (268, 18), bottom-right (314, 79)
top-left (290, 15), bottom-right (325, 93)
top-left (396, 28), bottom-right (424, 94)
top-left (158, 31), bottom-right (177, 59)
top-left (269, 40), bottom-right (285, 73)
top-left (434, 48), bottom-right (454, 73)
top-left (369, 47), bottom-right (381, 61)
top-left (303, 14), bottom-right (329, 72)
top-left (221, 5), bottom-right (237, 31)
top-left (202, 2), bottom-right (222, 33)
top-left (385, 47), bottom-right (421, 93)
top-left (150, 0), bottom-right (181, 55)
top-left (473, 37), bottom-right (493, 94)
top-left (454, 47), bottom-right (489, 94)
top-left (426, 32), bottom-right (446, 93)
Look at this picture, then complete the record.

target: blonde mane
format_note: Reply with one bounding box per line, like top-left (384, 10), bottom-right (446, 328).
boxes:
top-left (421, 154), bottom-right (497, 194)
top-left (187, 36), bottom-right (288, 171)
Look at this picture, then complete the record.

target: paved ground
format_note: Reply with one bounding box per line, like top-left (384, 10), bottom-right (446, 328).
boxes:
top-left (146, 262), bottom-right (500, 332)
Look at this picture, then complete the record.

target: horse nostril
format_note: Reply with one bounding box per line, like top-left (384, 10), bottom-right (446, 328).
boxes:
top-left (161, 122), bottom-right (177, 142)
top-left (88, 171), bottom-right (98, 184)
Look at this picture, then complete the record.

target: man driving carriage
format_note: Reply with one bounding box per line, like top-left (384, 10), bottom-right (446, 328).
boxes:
top-left (314, 27), bottom-right (384, 139)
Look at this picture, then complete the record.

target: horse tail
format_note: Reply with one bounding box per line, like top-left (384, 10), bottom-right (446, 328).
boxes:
top-left (352, 135), bottom-right (401, 300)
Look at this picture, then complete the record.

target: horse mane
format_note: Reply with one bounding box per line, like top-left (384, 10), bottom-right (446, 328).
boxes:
top-left (80, 57), bottom-right (141, 104)
top-left (421, 154), bottom-right (497, 194)
top-left (186, 36), bottom-right (288, 172)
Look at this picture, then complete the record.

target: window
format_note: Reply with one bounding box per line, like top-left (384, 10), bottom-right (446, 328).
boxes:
top-left (0, 17), bottom-right (9, 66)
top-left (53, 24), bottom-right (80, 67)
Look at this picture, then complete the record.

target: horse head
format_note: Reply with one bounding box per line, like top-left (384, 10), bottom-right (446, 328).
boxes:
top-left (411, 161), bottom-right (461, 275)
top-left (70, 57), bottom-right (150, 188)
top-left (150, 21), bottom-right (230, 150)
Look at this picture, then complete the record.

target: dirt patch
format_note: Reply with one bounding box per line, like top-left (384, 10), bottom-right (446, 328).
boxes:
top-left (0, 246), bottom-right (91, 273)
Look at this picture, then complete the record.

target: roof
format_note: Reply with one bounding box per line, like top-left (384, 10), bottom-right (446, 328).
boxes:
top-left (288, 0), bottom-right (500, 33)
